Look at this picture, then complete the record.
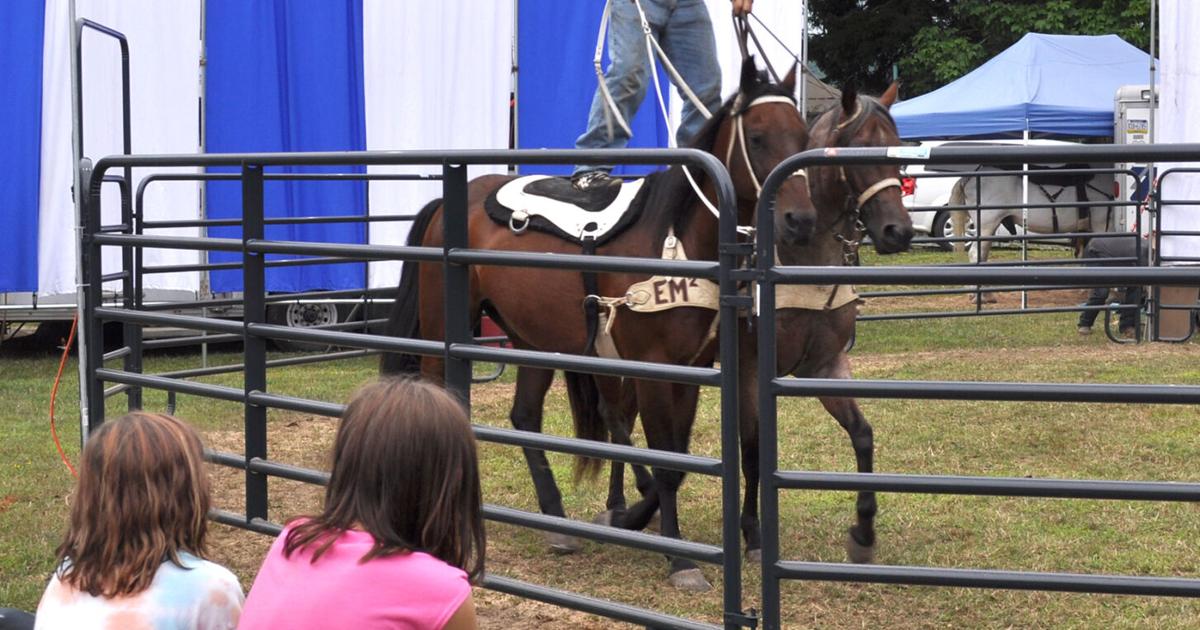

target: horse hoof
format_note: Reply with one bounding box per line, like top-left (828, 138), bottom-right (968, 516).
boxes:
top-left (668, 568), bottom-right (712, 593)
top-left (845, 531), bottom-right (876, 564)
top-left (592, 509), bottom-right (618, 527)
top-left (546, 532), bottom-right (582, 555)
top-left (745, 548), bottom-right (762, 564)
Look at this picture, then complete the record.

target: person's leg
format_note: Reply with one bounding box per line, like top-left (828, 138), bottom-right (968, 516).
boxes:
top-left (658, 0), bottom-right (722, 148)
top-left (573, 0), bottom-right (665, 177)
top-left (1078, 285), bottom-right (1110, 332)
top-left (1118, 284), bottom-right (1144, 333)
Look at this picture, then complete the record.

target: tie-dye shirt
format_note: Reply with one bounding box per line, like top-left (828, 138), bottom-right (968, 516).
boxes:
top-left (33, 553), bottom-right (244, 630)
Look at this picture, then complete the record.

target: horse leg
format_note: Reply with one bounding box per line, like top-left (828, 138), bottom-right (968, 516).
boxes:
top-left (814, 353), bottom-right (877, 564)
top-left (627, 379), bottom-right (710, 592)
top-left (593, 377), bottom-right (660, 530)
top-left (738, 338), bottom-right (763, 563)
top-left (968, 215), bottom-right (999, 303)
top-left (509, 367), bottom-right (582, 554)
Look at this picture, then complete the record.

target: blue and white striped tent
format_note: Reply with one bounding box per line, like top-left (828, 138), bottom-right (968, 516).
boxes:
top-left (1, 0), bottom-right (804, 298)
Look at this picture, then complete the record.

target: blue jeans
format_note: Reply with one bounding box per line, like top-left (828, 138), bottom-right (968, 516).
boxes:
top-left (574, 0), bottom-right (721, 175)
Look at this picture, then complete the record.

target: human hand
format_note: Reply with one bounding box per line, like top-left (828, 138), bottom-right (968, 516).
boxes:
top-left (732, 0), bottom-right (753, 17)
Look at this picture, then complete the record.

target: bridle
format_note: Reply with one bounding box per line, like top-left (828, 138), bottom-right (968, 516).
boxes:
top-left (826, 98), bottom-right (903, 264)
top-left (723, 94), bottom-right (810, 201)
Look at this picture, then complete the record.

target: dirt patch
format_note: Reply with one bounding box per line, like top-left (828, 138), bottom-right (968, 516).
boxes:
top-left (863, 286), bottom-right (1091, 315)
top-left (0, 494), bottom-right (17, 516)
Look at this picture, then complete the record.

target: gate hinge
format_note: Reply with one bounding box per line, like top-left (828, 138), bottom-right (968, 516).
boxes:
top-left (724, 609), bottom-right (759, 629)
top-left (720, 295), bottom-right (754, 310)
top-left (728, 269), bottom-right (761, 283)
top-left (720, 242), bottom-right (755, 257)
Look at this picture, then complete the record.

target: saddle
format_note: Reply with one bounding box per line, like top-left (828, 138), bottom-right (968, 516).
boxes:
top-left (484, 175), bottom-right (647, 246)
top-left (1028, 163), bottom-right (1092, 188)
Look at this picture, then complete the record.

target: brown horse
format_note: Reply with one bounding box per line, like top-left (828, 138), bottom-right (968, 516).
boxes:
top-left (383, 58), bottom-right (814, 591)
top-left (735, 82), bottom-right (912, 564)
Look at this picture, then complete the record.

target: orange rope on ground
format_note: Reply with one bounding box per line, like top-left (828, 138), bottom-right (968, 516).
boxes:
top-left (50, 315), bottom-right (79, 478)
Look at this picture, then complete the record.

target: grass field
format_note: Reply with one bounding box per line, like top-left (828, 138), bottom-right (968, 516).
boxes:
top-left (2, 245), bottom-right (1198, 628)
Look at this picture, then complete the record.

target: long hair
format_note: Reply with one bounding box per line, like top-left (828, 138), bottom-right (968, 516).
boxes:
top-left (55, 412), bottom-right (211, 597)
top-left (284, 377), bottom-right (485, 581)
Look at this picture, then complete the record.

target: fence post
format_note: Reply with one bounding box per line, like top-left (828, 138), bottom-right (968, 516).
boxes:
top-left (242, 163), bottom-right (268, 522)
top-left (756, 171), bottom-right (782, 630)
top-left (81, 161), bottom-right (106, 436)
top-left (441, 163), bottom-right (471, 405)
top-left (121, 177), bottom-right (142, 410)
top-left (717, 179), bottom-right (745, 628)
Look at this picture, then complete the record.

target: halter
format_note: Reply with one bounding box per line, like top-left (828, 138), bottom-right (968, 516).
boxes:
top-left (832, 98), bottom-right (901, 210)
top-left (828, 98), bottom-right (901, 264)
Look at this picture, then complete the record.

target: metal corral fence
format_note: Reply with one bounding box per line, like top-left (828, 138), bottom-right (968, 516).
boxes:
top-left (877, 154), bottom-right (1188, 343)
top-left (82, 147), bottom-right (750, 630)
top-left (73, 16), bottom-right (1200, 630)
top-left (79, 142), bottom-right (1200, 630)
top-left (754, 143), bottom-right (1200, 629)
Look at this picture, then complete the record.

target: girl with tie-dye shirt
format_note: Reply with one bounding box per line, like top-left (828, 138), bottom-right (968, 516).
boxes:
top-left (33, 412), bottom-right (244, 630)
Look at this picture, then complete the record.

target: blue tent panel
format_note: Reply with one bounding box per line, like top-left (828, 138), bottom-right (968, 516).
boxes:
top-left (517, 0), bottom-right (670, 176)
top-left (0, 1), bottom-right (45, 292)
top-left (892, 33), bottom-right (1154, 139)
top-left (204, 0), bottom-right (367, 294)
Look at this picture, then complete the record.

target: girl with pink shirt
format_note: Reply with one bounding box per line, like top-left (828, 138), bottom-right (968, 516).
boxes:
top-left (238, 378), bottom-right (485, 630)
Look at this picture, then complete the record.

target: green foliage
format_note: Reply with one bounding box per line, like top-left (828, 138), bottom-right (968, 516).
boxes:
top-left (807, 0), bottom-right (1153, 98)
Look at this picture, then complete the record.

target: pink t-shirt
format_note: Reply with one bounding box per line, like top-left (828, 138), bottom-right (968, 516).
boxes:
top-left (238, 524), bottom-right (471, 630)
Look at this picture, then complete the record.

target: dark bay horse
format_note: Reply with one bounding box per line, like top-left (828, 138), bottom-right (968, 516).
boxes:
top-left (735, 83), bottom-right (913, 564)
top-left (383, 59), bottom-right (814, 591)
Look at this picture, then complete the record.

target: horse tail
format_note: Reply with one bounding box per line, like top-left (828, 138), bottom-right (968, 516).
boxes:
top-left (949, 177), bottom-right (969, 253)
top-left (565, 371), bottom-right (607, 483)
top-left (380, 197), bottom-right (443, 375)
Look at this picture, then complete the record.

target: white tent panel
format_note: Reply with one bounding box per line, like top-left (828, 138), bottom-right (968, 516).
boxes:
top-left (363, 0), bottom-right (514, 290)
top-left (1158, 0), bottom-right (1200, 264)
top-left (38, 0), bottom-right (202, 297)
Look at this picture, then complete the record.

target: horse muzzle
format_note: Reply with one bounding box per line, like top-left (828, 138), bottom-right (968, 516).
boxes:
top-left (871, 220), bottom-right (914, 254)
top-left (779, 209), bottom-right (815, 246)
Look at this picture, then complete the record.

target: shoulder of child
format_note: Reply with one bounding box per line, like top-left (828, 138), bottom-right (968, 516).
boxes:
top-left (178, 555), bottom-right (246, 630)
top-left (403, 552), bottom-right (471, 629)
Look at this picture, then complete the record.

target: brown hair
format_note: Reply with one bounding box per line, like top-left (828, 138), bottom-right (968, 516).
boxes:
top-left (55, 411), bottom-right (211, 597)
top-left (284, 377), bottom-right (485, 580)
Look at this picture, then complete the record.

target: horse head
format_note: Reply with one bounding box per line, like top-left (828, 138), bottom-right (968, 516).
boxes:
top-left (706, 57), bottom-right (815, 246)
top-left (809, 82), bottom-right (914, 255)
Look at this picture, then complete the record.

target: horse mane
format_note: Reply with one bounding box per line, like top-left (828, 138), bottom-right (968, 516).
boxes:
top-left (639, 67), bottom-right (796, 239)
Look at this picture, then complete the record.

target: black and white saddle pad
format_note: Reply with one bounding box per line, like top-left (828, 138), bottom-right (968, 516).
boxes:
top-left (484, 175), bottom-right (647, 246)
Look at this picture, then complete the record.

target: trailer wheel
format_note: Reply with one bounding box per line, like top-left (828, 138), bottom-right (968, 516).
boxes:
top-left (266, 302), bottom-right (341, 352)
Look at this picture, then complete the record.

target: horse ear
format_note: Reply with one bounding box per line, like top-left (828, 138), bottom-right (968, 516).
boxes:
top-left (781, 62), bottom-right (798, 94)
top-left (841, 83), bottom-right (858, 115)
top-left (740, 55), bottom-right (759, 93)
top-left (880, 81), bottom-right (900, 108)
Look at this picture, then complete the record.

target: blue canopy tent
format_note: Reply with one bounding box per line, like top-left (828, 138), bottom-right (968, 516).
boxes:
top-left (892, 33), bottom-right (1154, 140)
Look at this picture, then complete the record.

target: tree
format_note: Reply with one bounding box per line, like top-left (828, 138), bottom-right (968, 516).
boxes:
top-left (807, 0), bottom-right (1153, 98)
